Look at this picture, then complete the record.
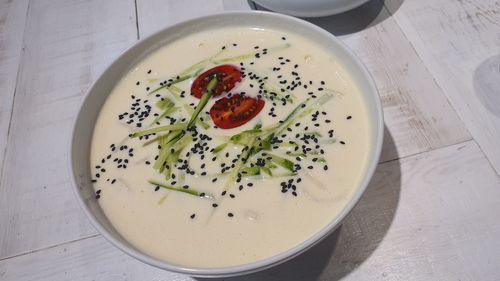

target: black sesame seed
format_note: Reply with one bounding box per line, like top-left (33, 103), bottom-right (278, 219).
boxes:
top-left (340, 141), bottom-right (346, 145)
top-left (212, 203), bottom-right (218, 208)
top-left (347, 115), bottom-right (352, 120)
top-left (190, 214), bottom-right (196, 219)
top-left (228, 212), bottom-right (234, 217)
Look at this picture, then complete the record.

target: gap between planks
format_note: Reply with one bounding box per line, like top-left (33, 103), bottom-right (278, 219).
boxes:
top-left (0, 0), bottom-right (31, 188)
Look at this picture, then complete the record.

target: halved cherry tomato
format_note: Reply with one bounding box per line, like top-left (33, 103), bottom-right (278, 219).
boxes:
top-left (209, 94), bottom-right (265, 129)
top-left (190, 64), bottom-right (242, 99)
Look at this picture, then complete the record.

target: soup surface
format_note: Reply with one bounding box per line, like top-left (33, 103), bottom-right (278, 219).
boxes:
top-left (90, 26), bottom-right (370, 268)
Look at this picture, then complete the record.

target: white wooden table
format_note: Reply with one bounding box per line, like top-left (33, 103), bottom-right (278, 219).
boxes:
top-left (1, 0), bottom-right (499, 280)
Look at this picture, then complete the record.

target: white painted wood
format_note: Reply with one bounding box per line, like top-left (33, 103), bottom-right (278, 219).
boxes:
top-left (0, 0), bottom-right (29, 184)
top-left (1, 0), bottom-right (499, 280)
top-left (0, 0), bottom-right (138, 259)
top-left (2, 141), bottom-right (500, 280)
top-left (136, 1), bottom-right (470, 162)
top-left (136, 0), bottom-right (252, 38)
top-left (384, 0), bottom-right (500, 174)
top-left (334, 5), bottom-right (471, 161)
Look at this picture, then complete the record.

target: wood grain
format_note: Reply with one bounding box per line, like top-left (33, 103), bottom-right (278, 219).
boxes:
top-left (0, 0), bottom-right (29, 185)
top-left (136, 0), bottom-right (252, 38)
top-left (2, 141), bottom-right (499, 280)
top-left (0, 0), bottom-right (138, 260)
top-left (309, 3), bottom-right (471, 162)
top-left (385, 0), bottom-right (500, 173)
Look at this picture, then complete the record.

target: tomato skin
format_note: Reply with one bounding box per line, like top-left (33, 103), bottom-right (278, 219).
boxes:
top-left (190, 65), bottom-right (242, 99)
top-left (209, 94), bottom-right (265, 129)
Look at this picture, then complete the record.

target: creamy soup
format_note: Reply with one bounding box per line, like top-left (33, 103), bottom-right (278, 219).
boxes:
top-left (90, 26), bottom-right (370, 268)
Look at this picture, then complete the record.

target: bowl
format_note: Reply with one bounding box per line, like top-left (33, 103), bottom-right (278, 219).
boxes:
top-left (253, 0), bottom-right (371, 17)
top-left (69, 11), bottom-right (383, 277)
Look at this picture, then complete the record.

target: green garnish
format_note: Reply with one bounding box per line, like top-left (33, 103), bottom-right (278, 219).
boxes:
top-left (267, 153), bottom-right (295, 171)
top-left (148, 70), bottom-right (202, 95)
top-left (148, 180), bottom-right (212, 198)
top-left (130, 123), bottom-right (187, 138)
top-left (239, 166), bottom-right (261, 177)
top-left (212, 143), bottom-right (228, 154)
top-left (187, 77), bottom-right (218, 129)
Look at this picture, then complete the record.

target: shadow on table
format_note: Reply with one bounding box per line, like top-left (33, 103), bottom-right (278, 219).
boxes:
top-left (473, 54), bottom-right (500, 118)
top-left (196, 126), bottom-right (401, 281)
top-left (249, 0), bottom-right (405, 36)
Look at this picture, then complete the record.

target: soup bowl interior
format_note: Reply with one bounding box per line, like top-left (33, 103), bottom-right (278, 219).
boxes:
top-left (69, 11), bottom-right (383, 278)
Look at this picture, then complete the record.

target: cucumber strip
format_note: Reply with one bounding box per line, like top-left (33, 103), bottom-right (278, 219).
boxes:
top-left (321, 139), bottom-right (337, 144)
top-left (180, 49), bottom-right (225, 76)
top-left (229, 124), bottom-right (263, 145)
top-left (267, 153), bottom-right (295, 171)
top-left (149, 106), bottom-right (179, 127)
top-left (301, 131), bottom-right (323, 137)
top-left (212, 143), bottom-right (228, 153)
top-left (277, 141), bottom-right (298, 148)
top-left (164, 87), bottom-right (210, 129)
top-left (159, 133), bottom-right (192, 175)
top-left (148, 180), bottom-right (212, 198)
top-left (148, 68), bottom-right (204, 96)
top-left (158, 195), bottom-right (168, 205)
top-left (187, 77), bottom-right (218, 129)
top-left (285, 151), bottom-right (306, 158)
top-left (153, 131), bottom-right (184, 169)
top-left (130, 123), bottom-right (187, 138)
top-left (224, 140), bottom-right (255, 191)
top-left (212, 53), bottom-right (254, 64)
top-left (269, 172), bottom-right (298, 177)
top-left (317, 158), bottom-right (327, 163)
top-left (261, 167), bottom-right (273, 176)
top-left (142, 131), bottom-right (176, 147)
top-left (155, 98), bottom-right (174, 110)
top-left (239, 166), bottom-right (260, 177)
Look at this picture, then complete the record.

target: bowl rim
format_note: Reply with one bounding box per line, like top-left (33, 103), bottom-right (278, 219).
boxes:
top-left (69, 10), bottom-right (384, 278)
top-left (252, 0), bottom-right (371, 17)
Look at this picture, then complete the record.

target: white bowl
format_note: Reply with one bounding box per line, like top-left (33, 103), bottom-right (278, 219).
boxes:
top-left (69, 11), bottom-right (383, 278)
top-left (253, 0), bottom-right (370, 17)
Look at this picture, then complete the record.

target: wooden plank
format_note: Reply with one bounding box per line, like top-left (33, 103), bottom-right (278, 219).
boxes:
top-left (0, 0), bottom-right (138, 259)
top-left (384, 0), bottom-right (500, 173)
top-left (0, 0), bottom-right (29, 184)
top-left (136, 0), bottom-right (251, 38)
top-left (2, 140), bottom-right (499, 280)
top-left (335, 4), bottom-right (471, 161)
top-left (137, 1), bottom-right (470, 162)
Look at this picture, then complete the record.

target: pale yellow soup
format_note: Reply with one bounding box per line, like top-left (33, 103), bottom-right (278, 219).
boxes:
top-left (91, 26), bottom-right (370, 268)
